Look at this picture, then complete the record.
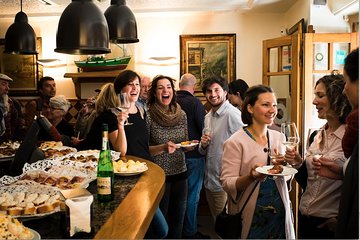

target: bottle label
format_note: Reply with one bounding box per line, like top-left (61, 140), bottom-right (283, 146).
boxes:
top-left (97, 177), bottom-right (111, 195)
top-left (102, 131), bottom-right (108, 150)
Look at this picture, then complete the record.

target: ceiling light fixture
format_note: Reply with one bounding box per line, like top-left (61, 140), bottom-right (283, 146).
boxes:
top-left (104, 0), bottom-right (139, 44)
top-left (54, 0), bottom-right (110, 55)
top-left (4, 0), bottom-right (37, 54)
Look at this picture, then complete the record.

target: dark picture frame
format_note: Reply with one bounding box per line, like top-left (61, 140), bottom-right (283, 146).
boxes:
top-left (0, 38), bottom-right (42, 96)
top-left (180, 34), bottom-right (236, 94)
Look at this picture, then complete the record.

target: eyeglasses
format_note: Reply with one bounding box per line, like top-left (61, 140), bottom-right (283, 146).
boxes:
top-left (50, 106), bottom-right (63, 111)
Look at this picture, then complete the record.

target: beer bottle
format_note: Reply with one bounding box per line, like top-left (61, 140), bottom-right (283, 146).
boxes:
top-left (97, 123), bottom-right (114, 202)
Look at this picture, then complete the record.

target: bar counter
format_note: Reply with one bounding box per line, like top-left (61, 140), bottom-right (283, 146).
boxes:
top-left (95, 156), bottom-right (165, 239)
top-left (23, 156), bottom-right (165, 239)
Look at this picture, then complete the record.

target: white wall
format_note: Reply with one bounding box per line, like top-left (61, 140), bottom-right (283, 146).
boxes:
top-left (284, 0), bottom-right (310, 29)
top-left (0, 1), bottom-right (352, 99)
top-left (0, 11), bottom-right (286, 98)
top-left (310, 2), bottom-right (351, 32)
top-left (135, 11), bottom-right (287, 88)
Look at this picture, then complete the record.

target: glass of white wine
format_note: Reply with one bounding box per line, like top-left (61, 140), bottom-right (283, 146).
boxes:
top-left (281, 122), bottom-right (300, 166)
top-left (269, 138), bottom-right (286, 165)
top-left (118, 93), bottom-right (133, 126)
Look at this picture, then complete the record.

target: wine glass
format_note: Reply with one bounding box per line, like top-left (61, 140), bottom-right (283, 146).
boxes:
top-left (281, 122), bottom-right (300, 166)
top-left (118, 93), bottom-right (133, 126)
top-left (269, 138), bottom-right (286, 165)
top-left (281, 122), bottom-right (300, 150)
top-left (307, 128), bottom-right (327, 179)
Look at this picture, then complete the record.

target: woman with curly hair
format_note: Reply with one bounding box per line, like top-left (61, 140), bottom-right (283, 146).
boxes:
top-left (146, 75), bottom-right (189, 238)
top-left (285, 74), bottom-right (352, 238)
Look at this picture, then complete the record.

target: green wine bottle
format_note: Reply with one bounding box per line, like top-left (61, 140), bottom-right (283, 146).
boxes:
top-left (97, 123), bottom-right (114, 202)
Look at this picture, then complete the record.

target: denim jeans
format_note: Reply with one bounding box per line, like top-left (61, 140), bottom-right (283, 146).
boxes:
top-left (145, 208), bottom-right (168, 239)
top-left (183, 157), bottom-right (205, 237)
top-left (160, 178), bottom-right (188, 239)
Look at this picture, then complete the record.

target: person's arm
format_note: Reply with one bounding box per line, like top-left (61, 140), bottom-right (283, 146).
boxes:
top-left (109, 112), bottom-right (128, 156)
top-left (149, 141), bottom-right (177, 156)
top-left (24, 101), bottom-right (37, 129)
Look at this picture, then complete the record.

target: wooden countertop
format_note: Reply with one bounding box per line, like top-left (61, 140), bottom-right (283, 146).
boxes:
top-left (94, 156), bottom-right (165, 239)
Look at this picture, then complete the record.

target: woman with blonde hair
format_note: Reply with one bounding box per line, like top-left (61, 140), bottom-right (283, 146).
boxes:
top-left (75, 83), bottom-right (127, 154)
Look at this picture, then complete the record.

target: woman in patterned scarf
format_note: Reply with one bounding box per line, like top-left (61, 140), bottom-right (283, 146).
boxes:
top-left (146, 75), bottom-right (189, 238)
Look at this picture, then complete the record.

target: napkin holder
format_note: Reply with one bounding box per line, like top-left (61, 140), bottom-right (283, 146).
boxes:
top-left (61, 189), bottom-right (93, 237)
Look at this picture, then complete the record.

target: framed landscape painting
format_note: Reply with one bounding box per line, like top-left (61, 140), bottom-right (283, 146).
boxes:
top-left (180, 34), bottom-right (236, 93)
top-left (0, 38), bottom-right (42, 96)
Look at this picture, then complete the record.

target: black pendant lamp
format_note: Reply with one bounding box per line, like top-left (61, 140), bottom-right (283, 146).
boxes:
top-left (55, 0), bottom-right (110, 55)
top-left (4, 0), bottom-right (37, 55)
top-left (104, 0), bottom-right (139, 44)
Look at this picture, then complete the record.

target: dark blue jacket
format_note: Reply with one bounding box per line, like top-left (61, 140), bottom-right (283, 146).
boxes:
top-left (176, 90), bottom-right (206, 158)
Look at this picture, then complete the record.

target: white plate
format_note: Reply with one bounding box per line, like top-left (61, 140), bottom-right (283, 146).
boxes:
top-left (29, 228), bottom-right (41, 240)
top-left (175, 142), bottom-right (199, 148)
top-left (255, 165), bottom-right (298, 176)
top-left (114, 166), bottom-right (148, 176)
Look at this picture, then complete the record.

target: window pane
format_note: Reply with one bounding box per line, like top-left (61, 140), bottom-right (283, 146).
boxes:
top-left (314, 43), bottom-right (328, 70)
top-left (282, 46), bottom-right (292, 71)
top-left (269, 75), bottom-right (291, 124)
top-left (333, 43), bottom-right (349, 71)
top-left (269, 48), bottom-right (278, 72)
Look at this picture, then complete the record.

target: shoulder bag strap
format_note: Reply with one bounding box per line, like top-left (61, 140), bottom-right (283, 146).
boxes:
top-left (238, 180), bottom-right (259, 213)
top-left (238, 130), bottom-right (270, 212)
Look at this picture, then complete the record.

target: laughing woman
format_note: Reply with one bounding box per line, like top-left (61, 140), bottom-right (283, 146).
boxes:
top-left (220, 85), bottom-right (295, 239)
top-left (146, 75), bottom-right (188, 239)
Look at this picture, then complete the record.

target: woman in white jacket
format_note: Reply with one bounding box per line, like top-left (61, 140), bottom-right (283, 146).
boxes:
top-left (220, 85), bottom-right (296, 239)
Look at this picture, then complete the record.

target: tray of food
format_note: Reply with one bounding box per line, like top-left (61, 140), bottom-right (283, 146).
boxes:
top-left (0, 141), bottom-right (20, 158)
top-left (0, 180), bottom-right (63, 217)
top-left (0, 212), bottom-right (40, 239)
top-left (113, 159), bottom-right (148, 176)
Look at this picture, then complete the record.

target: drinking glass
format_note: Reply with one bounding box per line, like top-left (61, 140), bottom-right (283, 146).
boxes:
top-left (118, 93), bottom-right (133, 126)
top-left (307, 128), bottom-right (327, 179)
top-left (269, 138), bottom-right (286, 165)
top-left (281, 122), bottom-right (300, 166)
top-left (281, 122), bottom-right (300, 151)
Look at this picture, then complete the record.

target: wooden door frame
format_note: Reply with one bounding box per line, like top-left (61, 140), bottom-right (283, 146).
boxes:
top-left (263, 34), bottom-right (302, 235)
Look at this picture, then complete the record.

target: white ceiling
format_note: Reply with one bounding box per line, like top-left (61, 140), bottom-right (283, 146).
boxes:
top-left (0, 0), bottom-right (299, 18)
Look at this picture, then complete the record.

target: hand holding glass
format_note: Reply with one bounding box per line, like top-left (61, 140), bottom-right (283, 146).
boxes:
top-left (269, 138), bottom-right (286, 165)
top-left (281, 122), bottom-right (300, 151)
top-left (281, 122), bottom-right (300, 166)
top-left (118, 93), bottom-right (133, 126)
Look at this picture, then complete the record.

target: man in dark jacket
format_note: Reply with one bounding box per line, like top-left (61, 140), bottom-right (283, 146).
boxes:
top-left (177, 73), bottom-right (208, 239)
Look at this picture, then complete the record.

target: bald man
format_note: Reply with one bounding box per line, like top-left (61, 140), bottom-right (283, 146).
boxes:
top-left (176, 73), bottom-right (208, 238)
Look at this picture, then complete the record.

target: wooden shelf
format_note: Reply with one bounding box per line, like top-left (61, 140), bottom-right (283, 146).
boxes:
top-left (64, 70), bottom-right (124, 98)
top-left (64, 70), bottom-right (123, 79)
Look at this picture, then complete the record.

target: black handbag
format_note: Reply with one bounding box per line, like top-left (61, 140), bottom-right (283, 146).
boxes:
top-left (215, 181), bottom-right (259, 239)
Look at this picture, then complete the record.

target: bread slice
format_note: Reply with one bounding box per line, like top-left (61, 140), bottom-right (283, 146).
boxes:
top-left (1, 200), bottom-right (17, 210)
top-left (24, 193), bottom-right (39, 203)
top-left (37, 195), bottom-right (60, 214)
top-left (33, 194), bottom-right (50, 206)
top-left (7, 207), bottom-right (24, 216)
top-left (23, 203), bottom-right (36, 215)
top-left (14, 192), bottom-right (25, 203)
